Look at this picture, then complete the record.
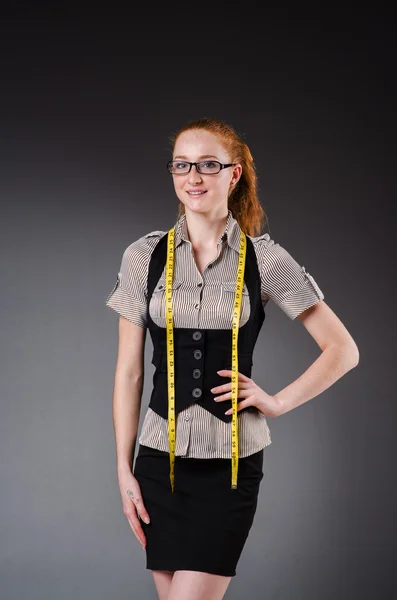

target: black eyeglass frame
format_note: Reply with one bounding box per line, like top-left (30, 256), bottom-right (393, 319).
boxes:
top-left (167, 160), bottom-right (237, 175)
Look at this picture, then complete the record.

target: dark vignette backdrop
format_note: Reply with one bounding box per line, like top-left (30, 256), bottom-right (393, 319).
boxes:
top-left (1, 11), bottom-right (395, 600)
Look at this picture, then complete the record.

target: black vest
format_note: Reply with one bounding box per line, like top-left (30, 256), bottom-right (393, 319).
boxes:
top-left (146, 232), bottom-right (266, 423)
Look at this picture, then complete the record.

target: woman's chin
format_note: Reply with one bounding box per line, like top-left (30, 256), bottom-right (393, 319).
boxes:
top-left (185, 199), bottom-right (211, 211)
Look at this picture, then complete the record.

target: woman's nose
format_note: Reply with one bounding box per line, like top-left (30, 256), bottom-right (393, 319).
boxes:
top-left (188, 164), bottom-right (203, 184)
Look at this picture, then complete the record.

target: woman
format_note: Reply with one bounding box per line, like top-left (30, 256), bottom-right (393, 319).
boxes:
top-left (105, 117), bottom-right (359, 600)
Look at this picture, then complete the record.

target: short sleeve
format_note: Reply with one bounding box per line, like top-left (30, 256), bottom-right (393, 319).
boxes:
top-left (105, 235), bottom-right (155, 328)
top-left (258, 234), bottom-right (325, 320)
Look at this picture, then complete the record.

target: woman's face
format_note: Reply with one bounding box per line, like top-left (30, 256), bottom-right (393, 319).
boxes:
top-left (171, 129), bottom-right (242, 215)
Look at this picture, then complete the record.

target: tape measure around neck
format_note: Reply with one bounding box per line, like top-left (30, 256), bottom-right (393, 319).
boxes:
top-left (165, 226), bottom-right (247, 491)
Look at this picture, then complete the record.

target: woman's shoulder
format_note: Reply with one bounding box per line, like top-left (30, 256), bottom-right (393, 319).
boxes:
top-left (143, 230), bottom-right (168, 240)
top-left (120, 230), bottom-right (167, 265)
top-left (126, 229), bottom-right (167, 250)
top-left (247, 231), bottom-right (296, 274)
top-left (247, 231), bottom-right (275, 250)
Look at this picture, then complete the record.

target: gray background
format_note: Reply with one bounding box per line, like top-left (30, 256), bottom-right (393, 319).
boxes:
top-left (1, 11), bottom-right (395, 600)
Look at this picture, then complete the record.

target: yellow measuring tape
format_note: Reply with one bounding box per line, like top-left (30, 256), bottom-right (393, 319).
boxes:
top-left (165, 226), bottom-right (247, 492)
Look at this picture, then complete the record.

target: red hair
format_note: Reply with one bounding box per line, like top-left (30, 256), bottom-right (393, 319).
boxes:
top-left (169, 117), bottom-right (268, 237)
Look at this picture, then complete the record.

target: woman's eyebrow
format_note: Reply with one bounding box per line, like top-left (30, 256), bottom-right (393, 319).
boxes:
top-left (173, 154), bottom-right (219, 160)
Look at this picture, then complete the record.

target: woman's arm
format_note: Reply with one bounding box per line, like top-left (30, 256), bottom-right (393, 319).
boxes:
top-left (111, 316), bottom-right (151, 550)
top-left (112, 316), bottom-right (147, 475)
top-left (275, 300), bottom-right (359, 416)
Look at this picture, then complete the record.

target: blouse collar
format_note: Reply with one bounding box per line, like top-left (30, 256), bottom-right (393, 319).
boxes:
top-left (174, 209), bottom-right (241, 253)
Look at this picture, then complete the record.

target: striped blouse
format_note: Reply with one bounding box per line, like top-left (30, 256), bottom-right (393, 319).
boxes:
top-left (106, 209), bottom-right (325, 458)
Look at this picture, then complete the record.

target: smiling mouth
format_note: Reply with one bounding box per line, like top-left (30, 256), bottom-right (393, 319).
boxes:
top-left (187, 191), bottom-right (207, 196)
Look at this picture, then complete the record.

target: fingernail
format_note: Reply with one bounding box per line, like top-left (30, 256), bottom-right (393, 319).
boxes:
top-left (143, 516), bottom-right (150, 523)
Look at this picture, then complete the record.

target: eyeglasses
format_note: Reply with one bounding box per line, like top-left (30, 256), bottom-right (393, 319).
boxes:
top-left (167, 160), bottom-right (237, 175)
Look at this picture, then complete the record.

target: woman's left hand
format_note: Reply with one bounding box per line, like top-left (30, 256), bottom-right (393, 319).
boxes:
top-left (211, 369), bottom-right (284, 418)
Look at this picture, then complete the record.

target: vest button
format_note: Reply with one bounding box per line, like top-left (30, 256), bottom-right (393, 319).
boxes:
top-left (192, 388), bottom-right (202, 398)
top-left (193, 349), bottom-right (202, 359)
top-left (192, 369), bottom-right (201, 378)
top-left (197, 282), bottom-right (202, 287)
top-left (192, 331), bottom-right (202, 341)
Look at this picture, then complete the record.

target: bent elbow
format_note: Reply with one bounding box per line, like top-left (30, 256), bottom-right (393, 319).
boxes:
top-left (347, 343), bottom-right (360, 369)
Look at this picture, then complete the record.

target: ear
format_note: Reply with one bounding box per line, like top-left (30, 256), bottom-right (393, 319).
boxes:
top-left (230, 163), bottom-right (243, 186)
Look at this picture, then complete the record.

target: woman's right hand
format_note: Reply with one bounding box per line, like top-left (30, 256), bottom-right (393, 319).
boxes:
top-left (118, 469), bottom-right (151, 551)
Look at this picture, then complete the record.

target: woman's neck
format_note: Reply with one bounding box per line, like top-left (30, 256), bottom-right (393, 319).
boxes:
top-left (184, 209), bottom-right (228, 249)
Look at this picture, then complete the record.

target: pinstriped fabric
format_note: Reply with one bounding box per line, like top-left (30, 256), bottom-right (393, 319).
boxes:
top-left (106, 210), bottom-right (325, 458)
top-left (138, 402), bottom-right (271, 458)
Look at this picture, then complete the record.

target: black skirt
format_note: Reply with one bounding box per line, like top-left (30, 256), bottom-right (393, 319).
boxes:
top-left (133, 443), bottom-right (265, 577)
